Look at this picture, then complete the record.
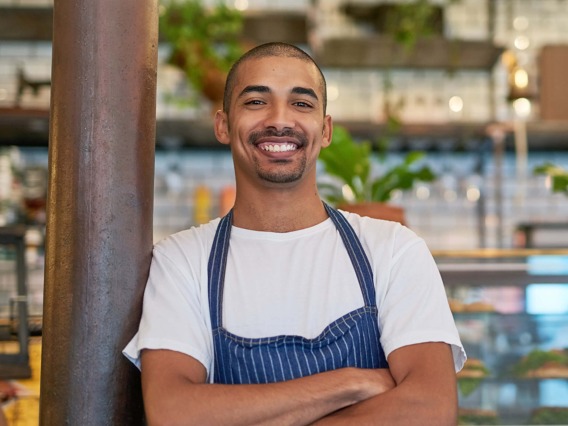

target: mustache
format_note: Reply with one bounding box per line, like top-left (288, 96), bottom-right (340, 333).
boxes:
top-left (248, 129), bottom-right (308, 146)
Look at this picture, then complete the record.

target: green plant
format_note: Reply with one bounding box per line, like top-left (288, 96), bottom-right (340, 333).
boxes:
top-left (382, 0), bottom-right (445, 51)
top-left (318, 125), bottom-right (436, 205)
top-left (534, 163), bottom-right (568, 195)
top-left (159, 0), bottom-right (243, 97)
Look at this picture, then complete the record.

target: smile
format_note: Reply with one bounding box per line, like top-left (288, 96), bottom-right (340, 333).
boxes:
top-left (260, 144), bottom-right (298, 152)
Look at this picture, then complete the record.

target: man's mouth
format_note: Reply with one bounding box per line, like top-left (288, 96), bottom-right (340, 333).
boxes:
top-left (249, 129), bottom-right (307, 155)
top-left (258, 143), bottom-right (298, 152)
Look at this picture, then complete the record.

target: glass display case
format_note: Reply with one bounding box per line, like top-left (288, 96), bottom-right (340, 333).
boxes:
top-left (435, 250), bottom-right (568, 425)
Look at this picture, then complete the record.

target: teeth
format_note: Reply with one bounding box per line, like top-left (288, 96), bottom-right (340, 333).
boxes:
top-left (261, 144), bottom-right (297, 152)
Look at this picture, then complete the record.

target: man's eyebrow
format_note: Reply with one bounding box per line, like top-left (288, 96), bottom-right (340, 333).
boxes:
top-left (238, 85), bottom-right (270, 99)
top-left (292, 87), bottom-right (318, 101)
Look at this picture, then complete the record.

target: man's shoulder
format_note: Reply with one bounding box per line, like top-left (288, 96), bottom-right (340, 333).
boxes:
top-left (338, 209), bottom-right (412, 238)
top-left (338, 209), bottom-right (425, 255)
top-left (153, 217), bottom-right (222, 258)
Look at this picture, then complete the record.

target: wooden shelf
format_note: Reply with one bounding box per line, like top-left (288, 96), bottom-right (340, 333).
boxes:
top-left (156, 118), bottom-right (219, 149)
top-left (315, 36), bottom-right (504, 70)
top-left (0, 107), bottom-right (50, 146)
top-left (0, 7), bottom-right (52, 41)
top-left (242, 11), bottom-right (307, 45)
top-left (0, 7), bottom-right (308, 44)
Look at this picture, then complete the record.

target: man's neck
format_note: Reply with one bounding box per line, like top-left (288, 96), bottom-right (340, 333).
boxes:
top-left (232, 188), bottom-right (328, 233)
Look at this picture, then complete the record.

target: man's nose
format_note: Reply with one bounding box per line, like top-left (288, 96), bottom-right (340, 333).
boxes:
top-left (263, 102), bottom-right (295, 131)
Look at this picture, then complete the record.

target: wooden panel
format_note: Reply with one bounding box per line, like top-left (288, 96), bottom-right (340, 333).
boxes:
top-left (539, 45), bottom-right (568, 121)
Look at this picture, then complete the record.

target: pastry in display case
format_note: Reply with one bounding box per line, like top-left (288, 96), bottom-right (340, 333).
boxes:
top-left (458, 408), bottom-right (500, 425)
top-left (528, 407), bottom-right (568, 425)
top-left (436, 251), bottom-right (568, 425)
top-left (513, 349), bottom-right (568, 378)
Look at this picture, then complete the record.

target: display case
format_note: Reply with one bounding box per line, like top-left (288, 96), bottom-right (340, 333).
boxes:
top-left (435, 250), bottom-right (568, 425)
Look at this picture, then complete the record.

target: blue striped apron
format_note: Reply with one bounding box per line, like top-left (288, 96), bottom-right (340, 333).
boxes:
top-left (207, 203), bottom-right (388, 384)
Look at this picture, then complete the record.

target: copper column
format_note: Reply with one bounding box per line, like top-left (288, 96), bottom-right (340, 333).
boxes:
top-left (40, 0), bottom-right (158, 423)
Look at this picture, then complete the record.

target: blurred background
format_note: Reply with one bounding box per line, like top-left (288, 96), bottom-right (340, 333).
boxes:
top-left (0, 0), bottom-right (568, 424)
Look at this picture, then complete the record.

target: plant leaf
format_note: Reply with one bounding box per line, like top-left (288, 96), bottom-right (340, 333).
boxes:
top-left (318, 126), bottom-right (371, 202)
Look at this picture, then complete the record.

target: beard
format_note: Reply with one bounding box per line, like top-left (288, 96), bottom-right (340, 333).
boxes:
top-left (254, 156), bottom-right (307, 184)
top-left (248, 129), bottom-right (309, 184)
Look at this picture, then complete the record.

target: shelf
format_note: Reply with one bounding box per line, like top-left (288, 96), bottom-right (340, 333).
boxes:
top-left (0, 7), bottom-right (308, 44)
top-left (338, 120), bottom-right (492, 151)
top-left (504, 120), bottom-right (568, 151)
top-left (0, 107), bottom-right (49, 147)
top-left (156, 118), bottom-right (220, 150)
top-left (3, 110), bottom-right (568, 152)
top-left (453, 312), bottom-right (568, 320)
top-left (315, 36), bottom-right (504, 70)
top-left (0, 7), bottom-right (52, 41)
top-left (440, 267), bottom-right (568, 287)
top-left (241, 11), bottom-right (307, 45)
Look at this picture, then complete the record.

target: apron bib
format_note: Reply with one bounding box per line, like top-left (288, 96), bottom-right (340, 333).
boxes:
top-left (207, 203), bottom-right (388, 384)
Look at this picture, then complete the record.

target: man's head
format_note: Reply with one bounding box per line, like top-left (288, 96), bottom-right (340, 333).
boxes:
top-left (223, 42), bottom-right (327, 116)
top-left (213, 42), bottom-right (333, 193)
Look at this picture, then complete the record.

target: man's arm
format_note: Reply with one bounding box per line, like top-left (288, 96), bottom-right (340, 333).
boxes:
top-left (314, 342), bottom-right (458, 425)
top-left (141, 349), bottom-right (395, 426)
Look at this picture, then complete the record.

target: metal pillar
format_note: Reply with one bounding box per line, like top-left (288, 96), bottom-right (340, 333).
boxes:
top-left (40, 0), bottom-right (158, 424)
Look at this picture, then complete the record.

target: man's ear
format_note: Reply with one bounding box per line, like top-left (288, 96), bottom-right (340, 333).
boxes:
top-left (321, 115), bottom-right (333, 148)
top-left (214, 110), bottom-right (230, 146)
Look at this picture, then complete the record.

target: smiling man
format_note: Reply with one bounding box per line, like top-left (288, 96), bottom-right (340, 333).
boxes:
top-left (124, 42), bottom-right (465, 425)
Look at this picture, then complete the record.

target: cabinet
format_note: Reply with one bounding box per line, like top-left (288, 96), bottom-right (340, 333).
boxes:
top-left (436, 250), bottom-right (568, 425)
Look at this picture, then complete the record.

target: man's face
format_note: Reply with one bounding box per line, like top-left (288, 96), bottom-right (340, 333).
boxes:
top-left (215, 56), bottom-right (332, 189)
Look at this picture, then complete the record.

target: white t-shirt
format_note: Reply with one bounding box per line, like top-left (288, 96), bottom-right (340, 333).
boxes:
top-left (124, 211), bottom-right (466, 381)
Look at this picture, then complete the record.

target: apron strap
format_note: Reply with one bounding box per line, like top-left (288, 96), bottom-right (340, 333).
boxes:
top-left (323, 203), bottom-right (376, 307)
top-left (208, 210), bottom-right (233, 330)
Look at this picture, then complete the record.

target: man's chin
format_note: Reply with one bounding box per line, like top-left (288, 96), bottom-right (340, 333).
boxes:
top-left (258, 172), bottom-right (303, 185)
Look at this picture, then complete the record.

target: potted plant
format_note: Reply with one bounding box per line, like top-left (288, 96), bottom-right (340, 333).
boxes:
top-left (159, 0), bottom-right (244, 110)
top-left (318, 125), bottom-right (436, 224)
top-left (534, 163), bottom-right (568, 196)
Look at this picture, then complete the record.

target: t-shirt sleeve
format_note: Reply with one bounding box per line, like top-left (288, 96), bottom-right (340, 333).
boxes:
top-left (378, 229), bottom-right (466, 372)
top-left (122, 241), bottom-right (213, 376)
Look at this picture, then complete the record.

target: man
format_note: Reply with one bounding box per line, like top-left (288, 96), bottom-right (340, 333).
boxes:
top-left (124, 42), bottom-right (465, 425)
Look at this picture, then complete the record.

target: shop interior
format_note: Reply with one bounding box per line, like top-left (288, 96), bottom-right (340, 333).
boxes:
top-left (0, 0), bottom-right (567, 424)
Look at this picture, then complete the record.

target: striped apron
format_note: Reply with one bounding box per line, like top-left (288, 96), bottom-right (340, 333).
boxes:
top-left (207, 203), bottom-right (388, 384)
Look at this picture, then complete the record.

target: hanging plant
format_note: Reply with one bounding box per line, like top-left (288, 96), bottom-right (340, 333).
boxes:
top-left (159, 0), bottom-right (244, 102)
top-left (382, 0), bottom-right (445, 51)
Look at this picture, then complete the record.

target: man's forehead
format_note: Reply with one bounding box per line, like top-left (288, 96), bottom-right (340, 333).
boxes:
top-left (234, 56), bottom-right (321, 92)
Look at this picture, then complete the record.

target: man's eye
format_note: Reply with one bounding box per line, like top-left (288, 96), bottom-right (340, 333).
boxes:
top-left (295, 101), bottom-right (312, 108)
top-left (244, 99), bottom-right (264, 105)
